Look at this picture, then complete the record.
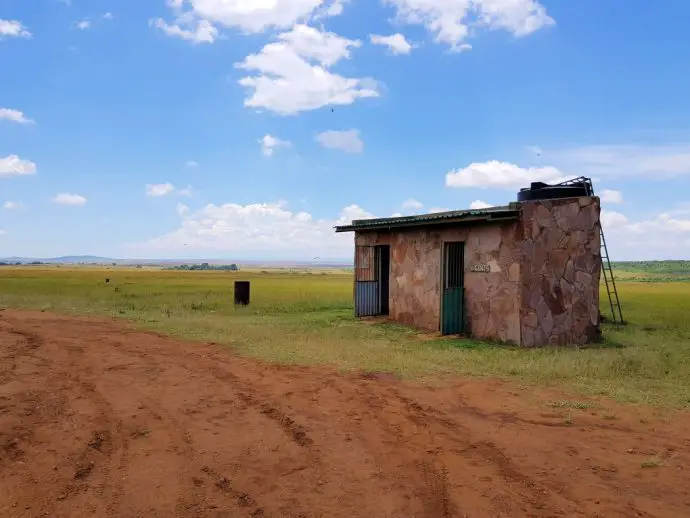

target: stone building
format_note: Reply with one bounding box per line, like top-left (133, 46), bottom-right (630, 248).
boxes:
top-left (335, 189), bottom-right (602, 347)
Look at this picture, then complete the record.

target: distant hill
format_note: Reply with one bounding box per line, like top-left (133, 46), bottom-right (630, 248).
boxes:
top-left (0, 256), bottom-right (353, 267)
top-left (0, 255), bottom-right (118, 264)
top-left (50, 256), bottom-right (118, 264)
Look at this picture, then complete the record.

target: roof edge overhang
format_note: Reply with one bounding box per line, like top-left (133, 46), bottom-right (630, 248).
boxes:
top-left (334, 208), bottom-right (520, 233)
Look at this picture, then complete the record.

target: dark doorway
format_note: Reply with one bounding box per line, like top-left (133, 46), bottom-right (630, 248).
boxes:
top-left (441, 242), bottom-right (464, 335)
top-left (375, 245), bottom-right (390, 315)
top-left (354, 245), bottom-right (390, 318)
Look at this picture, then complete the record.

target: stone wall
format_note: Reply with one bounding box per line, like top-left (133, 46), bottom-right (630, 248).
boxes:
top-left (352, 196), bottom-right (601, 346)
top-left (355, 221), bottom-right (522, 344)
top-left (518, 197), bottom-right (601, 346)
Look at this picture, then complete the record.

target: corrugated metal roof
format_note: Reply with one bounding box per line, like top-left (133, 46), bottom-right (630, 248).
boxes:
top-left (334, 203), bottom-right (520, 233)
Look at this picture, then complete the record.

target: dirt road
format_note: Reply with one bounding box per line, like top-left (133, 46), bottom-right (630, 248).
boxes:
top-left (1, 310), bottom-right (689, 517)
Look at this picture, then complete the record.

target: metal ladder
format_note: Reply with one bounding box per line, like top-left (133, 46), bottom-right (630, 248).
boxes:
top-left (556, 177), bottom-right (625, 324)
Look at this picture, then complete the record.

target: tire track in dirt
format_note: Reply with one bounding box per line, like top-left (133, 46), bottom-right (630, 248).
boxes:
top-left (57, 332), bottom-right (220, 517)
top-left (6, 327), bottom-right (43, 350)
top-left (65, 328), bottom-right (295, 516)
top-left (211, 367), bottom-right (313, 448)
top-left (305, 377), bottom-right (470, 515)
top-left (417, 459), bottom-right (457, 517)
top-left (15, 330), bottom-right (130, 516)
top-left (0, 320), bottom-right (46, 383)
top-left (279, 372), bottom-right (548, 516)
top-left (356, 380), bottom-right (583, 516)
top-left (2, 310), bottom-right (690, 518)
top-left (198, 464), bottom-right (267, 517)
top-left (0, 320), bottom-right (118, 516)
top-left (36, 331), bottom-right (133, 518)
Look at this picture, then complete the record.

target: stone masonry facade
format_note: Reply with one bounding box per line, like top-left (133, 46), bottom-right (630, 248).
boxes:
top-left (519, 197), bottom-right (601, 346)
top-left (356, 222), bottom-right (522, 344)
top-left (353, 196), bottom-right (601, 347)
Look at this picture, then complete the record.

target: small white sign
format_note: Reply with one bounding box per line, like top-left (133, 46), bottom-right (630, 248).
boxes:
top-left (470, 264), bottom-right (491, 273)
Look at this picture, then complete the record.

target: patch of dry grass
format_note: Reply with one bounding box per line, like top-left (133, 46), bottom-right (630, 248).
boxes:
top-left (1, 266), bottom-right (689, 407)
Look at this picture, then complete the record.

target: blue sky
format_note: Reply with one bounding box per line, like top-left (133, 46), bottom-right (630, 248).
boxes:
top-left (1, 0), bottom-right (690, 260)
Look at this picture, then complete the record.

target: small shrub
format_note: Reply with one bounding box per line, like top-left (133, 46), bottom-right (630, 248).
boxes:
top-left (641, 456), bottom-right (663, 468)
top-left (549, 400), bottom-right (593, 410)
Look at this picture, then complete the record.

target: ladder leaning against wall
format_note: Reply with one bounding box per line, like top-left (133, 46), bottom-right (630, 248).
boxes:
top-left (556, 176), bottom-right (626, 325)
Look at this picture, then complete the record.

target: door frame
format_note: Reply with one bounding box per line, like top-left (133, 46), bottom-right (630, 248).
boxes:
top-left (440, 241), bottom-right (465, 334)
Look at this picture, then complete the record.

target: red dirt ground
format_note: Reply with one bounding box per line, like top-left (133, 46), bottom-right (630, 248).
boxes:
top-left (1, 310), bottom-right (690, 518)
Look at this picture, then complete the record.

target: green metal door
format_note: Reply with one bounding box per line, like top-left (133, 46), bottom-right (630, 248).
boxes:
top-left (442, 287), bottom-right (464, 335)
top-left (441, 242), bottom-right (464, 335)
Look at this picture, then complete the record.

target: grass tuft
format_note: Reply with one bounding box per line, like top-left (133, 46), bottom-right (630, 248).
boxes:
top-left (640, 456), bottom-right (663, 468)
top-left (548, 400), bottom-right (593, 410)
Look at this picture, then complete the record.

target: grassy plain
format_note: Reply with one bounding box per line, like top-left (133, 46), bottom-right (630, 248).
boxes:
top-left (1, 266), bottom-right (689, 407)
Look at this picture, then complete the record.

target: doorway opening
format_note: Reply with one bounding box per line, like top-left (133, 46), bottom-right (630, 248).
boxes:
top-left (354, 244), bottom-right (390, 317)
top-left (441, 242), bottom-right (464, 335)
top-left (375, 245), bottom-right (390, 316)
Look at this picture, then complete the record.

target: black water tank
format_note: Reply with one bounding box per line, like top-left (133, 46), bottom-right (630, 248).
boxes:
top-left (234, 281), bottom-right (250, 306)
top-left (517, 181), bottom-right (589, 202)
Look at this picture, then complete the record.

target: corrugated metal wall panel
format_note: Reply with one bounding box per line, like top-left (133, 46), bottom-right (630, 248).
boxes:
top-left (355, 246), bottom-right (376, 281)
top-left (355, 281), bottom-right (380, 317)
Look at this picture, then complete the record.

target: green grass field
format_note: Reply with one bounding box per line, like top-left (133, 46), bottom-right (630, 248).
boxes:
top-left (1, 266), bottom-right (689, 407)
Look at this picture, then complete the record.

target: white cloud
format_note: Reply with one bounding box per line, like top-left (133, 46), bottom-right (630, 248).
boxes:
top-left (146, 183), bottom-right (177, 197)
top-left (601, 209), bottom-right (628, 228)
top-left (177, 186), bottom-right (194, 197)
top-left (168, 0), bottom-right (346, 34)
top-left (384, 0), bottom-right (554, 51)
top-left (450, 143), bottom-right (690, 194)
top-left (600, 189), bottom-right (623, 204)
top-left (3, 201), bottom-right (25, 210)
top-left (134, 200), bottom-right (375, 258)
top-left (275, 23), bottom-right (360, 65)
top-left (548, 143), bottom-right (690, 179)
top-left (103, 12), bottom-right (114, 20)
top-left (176, 202), bottom-right (190, 216)
top-left (0, 108), bottom-right (34, 124)
top-left (322, 0), bottom-right (350, 17)
top-left (315, 129), bottom-right (363, 153)
top-left (402, 199), bottom-right (423, 210)
top-left (0, 19), bottom-right (31, 39)
top-left (428, 207), bottom-right (450, 213)
top-left (446, 160), bottom-right (565, 189)
top-left (469, 200), bottom-right (492, 209)
top-left (0, 229), bottom-right (6, 236)
top-left (370, 33), bottom-right (413, 54)
top-left (186, 160), bottom-right (199, 167)
top-left (151, 17), bottom-right (218, 44)
top-left (260, 134), bottom-right (292, 156)
top-left (0, 155), bottom-right (37, 178)
top-left (76, 20), bottom-right (91, 30)
top-left (52, 193), bottom-right (86, 206)
top-left (341, 204), bottom-right (374, 223)
top-left (236, 25), bottom-right (378, 115)
top-left (627, 212), bottom-right (690, 234)
top-left (600, 207), bottom-right (690, 260)
top-left (146, 183), bottom-right (194, 197)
